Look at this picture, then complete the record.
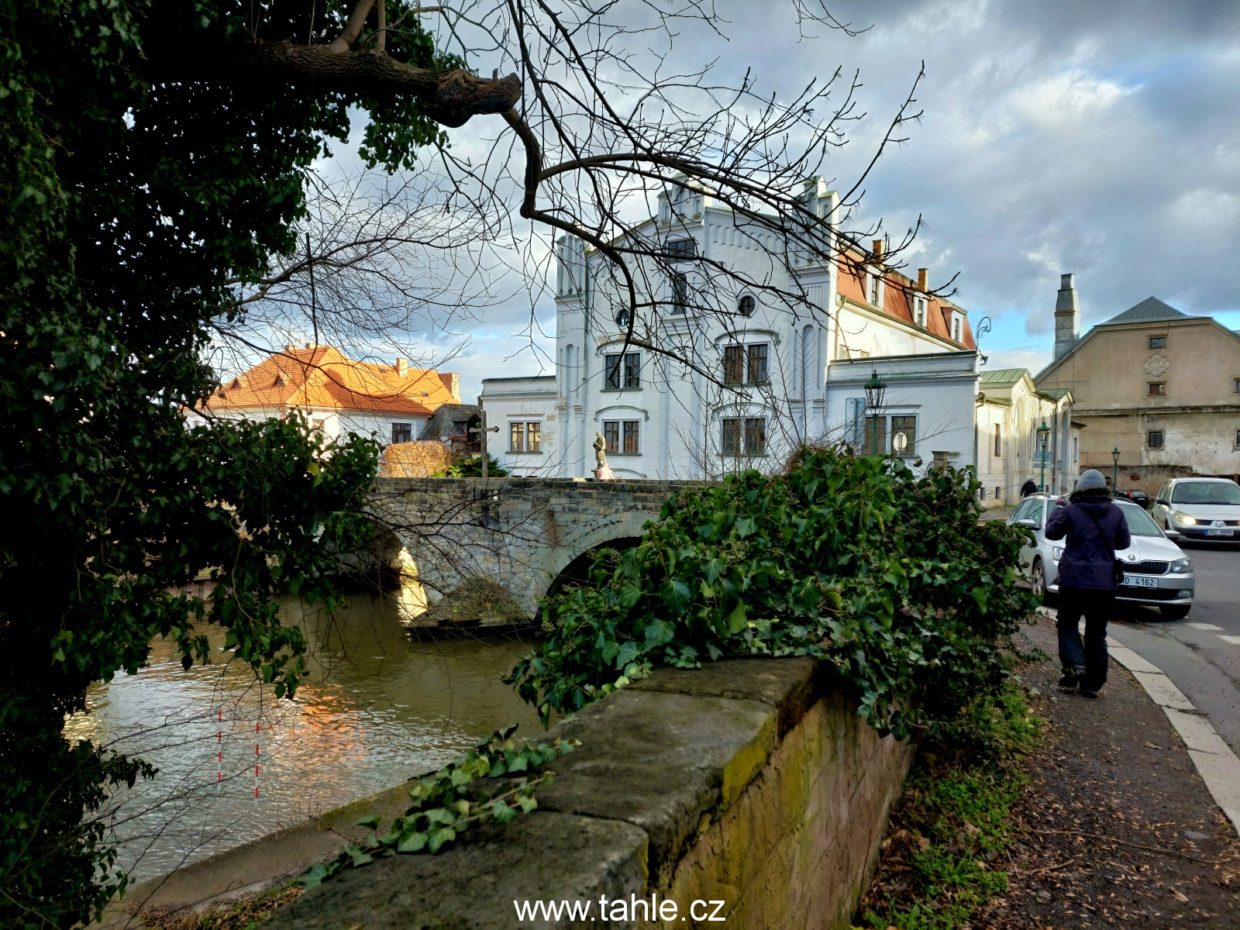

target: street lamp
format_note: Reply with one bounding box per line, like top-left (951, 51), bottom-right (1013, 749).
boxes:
top-left (863, 368), bottom-right (886, 454)
top-left (1036, 419), bottom-right (1050, 491)
top-left (1111, 446), bottom-right (1120, 494)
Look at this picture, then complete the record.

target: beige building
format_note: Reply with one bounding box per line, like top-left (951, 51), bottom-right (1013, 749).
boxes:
top-left (1036, 278), bottom-right (1240, 493)
top-left (974, 368), bottom-right (1078, 505)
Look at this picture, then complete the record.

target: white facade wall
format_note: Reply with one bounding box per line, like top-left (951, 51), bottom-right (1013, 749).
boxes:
top-left (202, 406), bottom-right (430, 445)
top-left (479, 376), bottom-right (560, 477)
top-left (825, 353), bottom-right (981, 475)
top-left (832, 302), bottom-right (958, 360)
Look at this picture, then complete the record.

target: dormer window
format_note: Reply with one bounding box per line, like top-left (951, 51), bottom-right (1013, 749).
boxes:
top-left (866, 269), bottom-right (883, 308)
top-left (950, 311), bottom-right (963, 344)
top-left (913, 295), bottom-right (928, 328)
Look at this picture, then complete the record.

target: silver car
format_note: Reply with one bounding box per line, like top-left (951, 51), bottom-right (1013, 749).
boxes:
top-left (1008, 494), bottom-right (1195, 619)
top-left (1150, 477), bottom-right (1240, 544)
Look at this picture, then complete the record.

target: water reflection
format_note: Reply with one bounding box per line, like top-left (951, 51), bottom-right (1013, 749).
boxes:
top-left (64, 593), bottom-right (541, 883)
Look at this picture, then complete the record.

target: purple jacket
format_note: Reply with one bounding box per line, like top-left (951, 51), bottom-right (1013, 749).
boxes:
top-left (1045, 498), bottom-right (1132, 591)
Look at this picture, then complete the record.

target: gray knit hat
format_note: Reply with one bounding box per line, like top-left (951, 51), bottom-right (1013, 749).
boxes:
top-left (1076, 468), bottom-right (1107, 492)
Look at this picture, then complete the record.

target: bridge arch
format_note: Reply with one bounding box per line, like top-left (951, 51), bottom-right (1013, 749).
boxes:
top-left (525, 509), bottom-right (658, 612)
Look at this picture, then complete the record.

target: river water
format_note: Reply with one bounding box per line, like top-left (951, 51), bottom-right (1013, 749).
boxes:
top-left (63, 594), bottom-right (542, 884)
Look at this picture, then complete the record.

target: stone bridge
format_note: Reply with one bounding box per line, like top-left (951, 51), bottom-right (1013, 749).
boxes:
top-left (368, 477), bottom-right (706, 627)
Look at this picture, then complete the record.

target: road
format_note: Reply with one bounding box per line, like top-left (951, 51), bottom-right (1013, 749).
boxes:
top-left (1107, 544), bottom-right (1240, 758)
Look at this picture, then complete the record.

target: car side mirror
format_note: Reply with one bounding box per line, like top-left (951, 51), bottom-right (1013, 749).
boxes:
top-left (1155, 498), bottom-right (1168, 506)
top-left (1164, 528), bottom-right (1182, 540)
top-left (1014, 519), bottom-right (1037, 530)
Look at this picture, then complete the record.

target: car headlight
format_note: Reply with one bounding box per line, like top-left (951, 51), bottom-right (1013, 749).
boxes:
top-left (1052, 546), bottom-right (1064, 561)
top-left (1169, 557), bottom-right (1192, 574)
top-left (1170, 510), bottom-right (1198, 526)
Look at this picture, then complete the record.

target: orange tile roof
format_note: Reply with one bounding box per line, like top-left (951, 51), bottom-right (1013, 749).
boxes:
top-left (836, 257), bottom-right (976, 350)
top-left (200, 346), bottom-right (459, 417)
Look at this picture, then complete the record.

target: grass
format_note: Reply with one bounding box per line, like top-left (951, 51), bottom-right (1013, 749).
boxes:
top-left (855, 677), bottom-right (1042, 930)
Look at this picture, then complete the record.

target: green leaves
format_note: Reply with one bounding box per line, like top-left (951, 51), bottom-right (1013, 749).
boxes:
top-left (509, 446), bottom-right (1038, 742)
top-left (304, 728), bottom-right (575, 886)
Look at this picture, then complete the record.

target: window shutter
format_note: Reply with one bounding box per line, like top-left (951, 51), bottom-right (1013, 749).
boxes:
top-left (845, 397), bottom-right (865, 448)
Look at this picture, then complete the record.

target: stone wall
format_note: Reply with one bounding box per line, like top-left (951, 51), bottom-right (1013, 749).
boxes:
top-left (265, 657), bottom-right (913, 930)
top-left (369, 477), bottom-right (705, 625)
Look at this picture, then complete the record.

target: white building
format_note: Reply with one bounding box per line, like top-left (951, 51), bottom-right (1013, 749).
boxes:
top-left (483, 178), bottom-right (1062, 503)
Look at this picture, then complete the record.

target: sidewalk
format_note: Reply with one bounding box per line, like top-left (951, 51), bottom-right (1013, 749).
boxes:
top-left (978, 612), bottom-right (1239, 928)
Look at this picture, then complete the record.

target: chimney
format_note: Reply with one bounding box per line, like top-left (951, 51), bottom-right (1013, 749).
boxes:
top-left (1053, 273), bottom-right (1079, 361)
top-left (395, 358), bottom-right (407, 376)
top-left (917, 267), bottom-right (929, 291)
top-left (871, 239), bottom-right (884, 261)
top-left (448, 373), bottom-right (461, 403)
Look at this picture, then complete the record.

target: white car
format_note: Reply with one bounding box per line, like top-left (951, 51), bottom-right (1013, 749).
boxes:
top-left (1009, 494), bottom-right (1194, 619)
top-left (1150, 477), bottom-right (1240, 544)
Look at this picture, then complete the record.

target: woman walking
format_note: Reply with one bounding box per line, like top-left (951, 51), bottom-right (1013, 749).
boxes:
top-left (1045, 469), bottom-right (1131, 698)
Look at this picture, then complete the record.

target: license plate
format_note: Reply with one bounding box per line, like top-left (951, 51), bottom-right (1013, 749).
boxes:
top-left (1206, 528), bottom-right (1234, 537)
top-left (1122, 575), bottom-right (1158, 589)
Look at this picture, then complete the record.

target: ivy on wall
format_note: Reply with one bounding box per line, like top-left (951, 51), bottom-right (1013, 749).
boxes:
top-left (509, 446), bottom-right (1038, 741)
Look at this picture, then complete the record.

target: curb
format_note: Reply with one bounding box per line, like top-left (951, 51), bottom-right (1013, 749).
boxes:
top-left (1036, 607), bottom-right (1240, 837)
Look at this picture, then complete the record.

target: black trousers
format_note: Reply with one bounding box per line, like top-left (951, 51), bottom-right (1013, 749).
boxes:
top-left (1056, 586), bottom-right (1115, 691)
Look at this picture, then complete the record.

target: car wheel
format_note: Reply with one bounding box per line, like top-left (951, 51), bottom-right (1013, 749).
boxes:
top-left (1160, 605), bottom-right (1190, 620)
top-left (1031, 558), bottom-right (1048, 603)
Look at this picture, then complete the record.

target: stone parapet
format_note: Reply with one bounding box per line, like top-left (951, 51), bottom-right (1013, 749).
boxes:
top-left (264, 657), bottom-right (913, 930)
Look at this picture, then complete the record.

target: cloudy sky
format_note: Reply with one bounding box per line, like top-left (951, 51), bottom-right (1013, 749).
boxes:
top-left (299, 0), bottom-right (1240, 399)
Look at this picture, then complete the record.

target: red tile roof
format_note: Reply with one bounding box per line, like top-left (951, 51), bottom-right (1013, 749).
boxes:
top-left (201, 346), bottom-right (459, 417)
top-left (836, 258), bottom-right (976, 350)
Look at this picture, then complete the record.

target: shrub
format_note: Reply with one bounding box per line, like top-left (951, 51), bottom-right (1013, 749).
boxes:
top-left (508, 446), bottom-right (1037, 740)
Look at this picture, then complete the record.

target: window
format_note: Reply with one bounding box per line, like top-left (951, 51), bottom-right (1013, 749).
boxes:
top-left (1234, 378), bottom-right (1240, 393)
top-left (867, 271), bottom-right (882, 307)
top-left (1148, 381), bottom-right (1166, 396)
top-left (737, 294), bottom-right (756, 317)
top-left (994, 424), bottom-right (1002, 457)
top-left (614, 308), bottom-right (631, 329)
top-left (721, 417), bottom-right (767, 456)
top-left (723, 345), bottom-right (744, 385)
top-left (625, 353), bottom-right (640, 389)
top-left (890, 416), bottom-right (917, 457)
top-left (747, 344), bottom-right (769, 384)
top-left (1147, 430), bottom-right (1164, 449)
top-left (603, 419), bottom-right (639, 454)
top-left (1235, 429), bottom-right (1240, 449)
top-left (671, 272), bottom-right (688, 313)
top-left (722, 342), bottom-right (769, 385)
top-left (666, 238), bottom-right (696, 259)
top-left (391, 422), bottom-right (412, 443)
top-left (913, 295), bottom-right (928, 327)
top-left (1148, 335), bottom-right (1166, 349)
top-left (951, 315), bottom-right (962, 343)
top-left (623, 420), bottom-right (640, 454)
top-left (864, 415), bottom-right (886, 455)
top-left (604, 352), bottom-right (641, 389)
top-left (509, 421), bottom-right (542, 453)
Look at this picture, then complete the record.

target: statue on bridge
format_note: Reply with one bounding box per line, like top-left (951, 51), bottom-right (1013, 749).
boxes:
top-left (593, 431), bottom-right (615, 481)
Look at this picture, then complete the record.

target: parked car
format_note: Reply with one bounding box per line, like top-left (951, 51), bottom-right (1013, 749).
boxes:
top-left (1008, 494), bottom-right (1194, 619)
top-left (1115, 488), bottom-right (1149, 507)
top-left (1150, 477), bottom-right (1240, 544)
